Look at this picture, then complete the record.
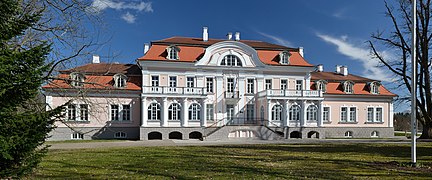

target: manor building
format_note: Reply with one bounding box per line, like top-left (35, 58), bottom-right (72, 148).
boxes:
top-left (43, 28), bottom-right (396, 140)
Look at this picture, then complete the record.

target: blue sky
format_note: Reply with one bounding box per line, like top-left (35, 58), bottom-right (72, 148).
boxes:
top-left (89, 0), bottom-right (406, 110)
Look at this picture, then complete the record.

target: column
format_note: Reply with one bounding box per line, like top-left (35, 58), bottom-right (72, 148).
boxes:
top-left (182, 98), bottom-right (188, 127)
top-left (201, 100), bottom-right (206, 127)
top-left (141, 96), bottom-right (147, 127)
top-left (161, 97), bottom-right (168, 127)
top-left (216, 76), bottom-right (224, 122)
top-left (284, 100), bottom-right (289, 127)
top-left (318, 100), bottom-right (323, 127)
top-left (257, 78), bottom-right (264, 93)
top-left (301, 100), bottom-right (306, 127)
top-left (238, 76), bottom-right (245, 119)
top-left (267, 100), bottom-right (272, 126)
top-left (389, 102), bottom-right (394, 127)
top-left (305, 73), bottom-right (311, 90)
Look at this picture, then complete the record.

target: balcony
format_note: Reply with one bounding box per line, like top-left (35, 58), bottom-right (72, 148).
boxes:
top-left (224, 91), bottom-right (240, 103)
top-left (258, 89), bottom-right (322, 98)
top-left (143, 86), bottom-right (207, 97)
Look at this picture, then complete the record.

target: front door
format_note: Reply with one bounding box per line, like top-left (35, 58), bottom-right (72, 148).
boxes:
top-left (227, 104), bottom-right (235, 125)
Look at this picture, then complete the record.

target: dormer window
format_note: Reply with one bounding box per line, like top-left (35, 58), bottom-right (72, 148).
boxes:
top-left (369, 81), bottom-right (381, 94)
top-left (113, 73), bottom-right (127, 88)
top-left (166, 45), bottom-right (180, 60)
top-left (220, 55), bottom-right (242, 67)
top-left (279, 51), bottom-right (291, 65)
top-left (70, 72), bottom-right (85, 87)
top-left (315, 80), bottom-right (328, 92)
top-left (342, 81), bottom-right (354, 94)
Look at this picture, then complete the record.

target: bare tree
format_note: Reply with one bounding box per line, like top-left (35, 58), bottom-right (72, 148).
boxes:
top-left (368, 0), bottom-right (432, 139)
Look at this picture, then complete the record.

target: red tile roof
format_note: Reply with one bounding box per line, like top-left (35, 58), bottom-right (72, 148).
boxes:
top-left (43, 74), bottom-right (141, 91)
top-left (311, 71), bottom-right (374, 82)
top-left (60, 63), bottom-right (141, 75)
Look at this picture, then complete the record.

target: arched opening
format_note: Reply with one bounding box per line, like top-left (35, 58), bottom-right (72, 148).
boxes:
top-left (148, 131), bottom-right (162, 140)
top-left (307, 131), bottom-right (319, 139)
top-left (169, 131), bottom-right (183, 139)
top-left (189, 131), bottom-right (203, 139)
top-left (345, 131), bottom-right (353, 138)
top-left (290, 131), bottom-right (302, 139)
top-left (371, 131), bottom-right (379, 138)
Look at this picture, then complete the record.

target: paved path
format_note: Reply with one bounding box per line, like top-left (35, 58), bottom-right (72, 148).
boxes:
top-left (46, 137), bottom-right (429, 150)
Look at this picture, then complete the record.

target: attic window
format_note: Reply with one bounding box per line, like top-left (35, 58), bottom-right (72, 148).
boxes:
top-left (70, 72), bottom-right (85, 87)
top-left (370, 81), bottom-right (381, 94)
top-left (279, 51), bottom-right (291, 65)
top-left (166, 45), bottom-right (180, 60)
top-left (220, 55), bottom-right (242, 67)
top-left (315, 80), bottom-right (328, 92)
top-left (342, 81), bottom-right (354, 94)
top-left (113, 73), bottom-right (127, 88)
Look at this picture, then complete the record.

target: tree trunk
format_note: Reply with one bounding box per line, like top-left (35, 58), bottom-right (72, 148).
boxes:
top-left (418, 123), bottom-right (432, 139)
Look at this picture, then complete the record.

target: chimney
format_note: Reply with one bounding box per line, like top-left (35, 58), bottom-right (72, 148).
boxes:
top-left (335, 65), bottom-right (341, 74)
top-left (299, 47), bottom-right (304, 57)
top-left (227, 32), bottom-right (233, 40)
top-left (203, 27), bottom-right (208, 42)
top-left (341, 66), bottom-right (348, 76)
top-left (92, 55), bottom-right (100, 63)
top-left (235, 32), bottom-right (240, 41)
top-left (317, 64), bottom-right (323, 72)
top-left (144, 43), bottom-right (149, 54)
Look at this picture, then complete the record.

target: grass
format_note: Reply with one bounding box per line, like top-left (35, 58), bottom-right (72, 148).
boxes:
top-left (45, 139), bottom-right (128, 144)
top-left (31, 143), bottom-right (432, 179)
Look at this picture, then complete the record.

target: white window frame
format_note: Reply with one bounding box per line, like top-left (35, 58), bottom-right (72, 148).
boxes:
top-left (296, 80), bottom-right (303, 90)
top-left (289, 105), bottom-right (301, 121)
top-left (67, 104), bottom-right (89, 121)
top-left (71, 132), bottom-right (84, 140)
top-left (367, 107), bottom-right (374, 122)
top-left (247, 79), bottom-right (254, 94)
top-left (206, 104), bottom-right (214, 122)
top-left (348, 107), bottom-right (357, 122)
top-left (113, 73), bottom-right (127, 88)
top-left (306, 105), bottom-right (318, 121)
top-left (246, 104), bottom-right (255, 121)
top-left (169, 76), bottom-right (177, 87)
top-left (265, 79), bottom-right (272, 90)
top-left (344, 131), bottom-right (353, 138)
top-left (186, 77), bottom-right (195, 88)
top-left (227, 78), bottom-right (235, 93)
top-left (220, 55), bottom-right (242, 67)
top-left (70, 72), bottom-right (84, 87)
top-left (167, 46), bottom-right (180, 60)
top-left (279, 51), bottom-right (290, 65)
top-left (281, 79), bottom-right (288, 90)
top-left (110, 104), bottom-right (132, 122)
top-left (323, 106), bottom-right (330, 122)
top-left (151, 75), bottom-right (159, 87)
top-left (206, 77), bottom-right (214, 93)
top-left (271, 104), bottom-right (283, 121)
top-left (188, 103), bottom-right (201, 121)
top-left (148, 103), bottom-right (161, 121)
top-left (114, 131), bottom-right (127, 139)
top-left (375, 107), bottom-right (383, 122)
top-left (343, 81), bottom-right (354, 94)
top-left (168, 103), bottom-right (181, 121)
top-left (340, 106), bottom-right (348, 122)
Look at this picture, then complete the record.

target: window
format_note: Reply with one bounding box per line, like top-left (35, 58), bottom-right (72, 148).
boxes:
top-left (247, 79), bottom-right (254, 94)
top-left (70, 72), bottom-right (84, 87)
top-left (151, 76), bottom-right (159, 87)
top-left (265, 79), bottom-right (272, 90)
top-left (281, 79), bottom-right (288, 90)
top-left (114, 132), bottom-right (127, 138)
top-left (272, 104), bottom-right (283, 121)
top-left (206, 104), bottom-right (214, 122)
top-left (307, 105), bottom-right (318, 121)
top-left (246, 104), bottom-right (255, 121)
top-left (296, 80), bottom-right (303, 90)
top-left (148, 103), bottom-right (161, 121)
top-left (289, 105), bottom-right (301, 121)
top-left (371, 131), bottom-right (379, 138)
top-left (370, 82), bottom-right (381, 94)
top-left (316, 80), bottom-right (327, 92)
top-left (67, 104), bottom-right (89, 121)
top-left (349, 107), bottom-right (356, 122)
top-left (367, 107), bottom-right (374, 122)
top-left (227, 78), bottom-right (235, 93)
top-left (188, 103), bottom-right (201, 121)
top-left (167, 46), bottom-right (180, 60)
top-left (114, 74), bottom-right (127, 88)
top-left (168, 103), bottom-right (181, 121)
top-left (279, 51), bottom-right (291, 65)
top-left (344, 131), bottom-right (353, 138)
top-left (343, 81), bottom-right (354, 94)
top-left (71, 132), bottom-right (84, 140)
top-left (169, 76), bottom-right (177, 87)
top-left (111, 105), bottom-right (119, 121)
top-left (220, 55), bottom-right (242, 67)
top-left (187, 77), bottom-right (195, 88)
top-left (206, 77), bottom-right (214, 93)
top-left (122, 105), bottom-right (131, 121)
top-left (375, 107), bottom-right (383, 122)
top-left (340, 107), bottom-right (348, 122)
top-left (323, 107), bottom-right (330, 122)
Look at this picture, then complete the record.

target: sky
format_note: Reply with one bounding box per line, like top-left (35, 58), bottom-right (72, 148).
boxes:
top-left (87, 0), bottom-right (407, 111)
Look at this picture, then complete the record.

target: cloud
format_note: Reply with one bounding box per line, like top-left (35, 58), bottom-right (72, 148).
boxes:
top-left (316, 33), bottom-right (393, 82)
top-left (91, 0), bottom-right (153, 12)
top-left (257, 32), bottom-right (294, 47)
top-left (121, 12), bottom-right (136, 24)
top-left (332, 8), bottom-right (348, 19)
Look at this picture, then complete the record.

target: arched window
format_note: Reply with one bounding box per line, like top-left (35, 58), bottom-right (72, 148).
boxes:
top-left (168, 103), bottom-right (181, 121)
top-left (148, 103), bottom-right (161, 121)
top-left (279, 51), bottom-right (291, 65)
top-left (371, 131), bottom-right (379, 138)
top-left (113, 73), bottom-right (127, 88)
top-left (307, 105), bottom-right (318, 121)
top-left (271, 104), bottom-right (283, 121)
top-left (220, 55), bottom-right (242, 67)
top-left (166, 45), bottom-right (180, 60)
top-left (343, 81), bottom-right (354, 94)
top-left (188, 103), bottom-right (201, 121)
top-left (370, 81), bottom-right (381, 94)
top-left (315, 80), bottom-right (327, 92)
top-left (345, 131), bottom-right (353, 138)
top-left (70, 72), bottom-right (85, 87)
top-left (289, 105), bottom-right (301, 121)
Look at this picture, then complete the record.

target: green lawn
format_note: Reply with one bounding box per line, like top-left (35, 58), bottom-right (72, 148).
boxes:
top-left (31, 143), bottom-right (432, 179)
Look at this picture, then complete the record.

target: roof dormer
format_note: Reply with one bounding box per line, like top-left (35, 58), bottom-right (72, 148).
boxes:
top-left (166, 45), bottom-right (180, 60)
top-left (315, 80), bottom-right (328, 92)
top-left (70, 72), bottom-right (85, 87)
top-left (369, 81), bottom-right (381, 94)
top-left (279, 51), bottom-right (291, 65)
top-left (113, 73), bottom-right (127, 88)
top-left (342, 80), bottom-right (355, 94)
